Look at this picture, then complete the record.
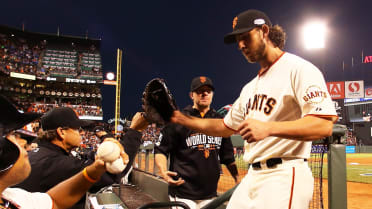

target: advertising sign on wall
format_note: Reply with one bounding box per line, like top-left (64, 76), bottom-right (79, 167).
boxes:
top-left (345, 80), bottom-right (364, 98)
top-left (365, 86), bottom-right (372, 98)
top-left (326, 81), bottom-right (345, 99)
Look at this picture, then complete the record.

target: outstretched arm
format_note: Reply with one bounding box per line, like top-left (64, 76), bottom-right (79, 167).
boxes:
top-left (47, 159), bottom-right (106, 209)
top-left (171, 110), bottom-right (235, 137)
top-left (238, 115), bottom-right (335, 142)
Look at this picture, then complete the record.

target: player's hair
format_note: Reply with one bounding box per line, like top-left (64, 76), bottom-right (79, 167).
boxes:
top-left (268, 25), bottom-right (286, 50)
top-left (37, 130), bottom-right (59, 142)
top-left (37, 128), bottom-right (68, 142)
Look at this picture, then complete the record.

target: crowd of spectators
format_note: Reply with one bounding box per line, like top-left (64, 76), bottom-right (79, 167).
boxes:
top-left (0, 33), bottom-right (102, 80)
top-left (141, 123), bottom-right (161, 145)
top-left (76, 130), bottom-right (101, 154)
top-left (0, 34), bottom-right (43, 75)
top-left (23, 102), bottom-right (103, 116)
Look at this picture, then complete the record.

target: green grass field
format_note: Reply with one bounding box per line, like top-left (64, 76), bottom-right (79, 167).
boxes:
top-left (310, 153), bottom-right (372, 184)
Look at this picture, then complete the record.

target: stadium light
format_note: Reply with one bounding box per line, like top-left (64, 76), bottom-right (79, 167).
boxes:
top-left (302, 21), bottom-right (327, 49)
top-left (106, 72), bottom-right (115, 81)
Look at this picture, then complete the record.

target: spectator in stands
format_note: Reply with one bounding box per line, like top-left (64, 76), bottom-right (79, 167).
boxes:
top-left (0, 95), bottom-right (107, 209)
top-left (16, 108), bottom-right (148, 209)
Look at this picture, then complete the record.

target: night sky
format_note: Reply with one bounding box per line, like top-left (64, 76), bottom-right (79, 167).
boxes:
top-left (1, 0), bottom-right (372, 121)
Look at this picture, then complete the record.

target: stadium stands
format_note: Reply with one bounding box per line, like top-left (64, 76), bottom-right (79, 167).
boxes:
top-left (0, 25), bottom-right (103, 81)
top-left (0, 25), bottom-right (104, 122)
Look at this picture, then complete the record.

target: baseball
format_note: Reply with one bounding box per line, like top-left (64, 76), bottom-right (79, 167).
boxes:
top-left (106, 157), bottom-right (126, 174)
top-left (97, 141), bottom-right (121, 162)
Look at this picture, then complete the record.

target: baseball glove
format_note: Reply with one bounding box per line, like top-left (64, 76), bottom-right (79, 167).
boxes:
top-left (142, 78), bottom-right (177, 125)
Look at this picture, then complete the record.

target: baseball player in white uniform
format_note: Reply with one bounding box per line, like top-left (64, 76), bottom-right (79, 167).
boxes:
top-left (170, 9), bottom-right (337, 209)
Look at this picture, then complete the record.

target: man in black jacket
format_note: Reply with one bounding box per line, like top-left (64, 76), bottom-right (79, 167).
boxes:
top-left (155, 76), bottom-right (238, 209)
top-left (16, 107), bottom-right (147, 209)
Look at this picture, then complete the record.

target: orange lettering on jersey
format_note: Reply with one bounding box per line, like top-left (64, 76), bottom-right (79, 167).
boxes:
top-left (259, 94), bottom-right (267, 111)
top-left (204, 149), bottom-right (210, 158)
top-left (245, 98), bottom-right (251, 116)
top-left (303, 85), bottom-right (327, 104)
top-left (264, 98), bottom-right (277, 115)
top-left (245, 94), bottom-right (276, 116)
top-left (252, 95), bottom-right (259, 110)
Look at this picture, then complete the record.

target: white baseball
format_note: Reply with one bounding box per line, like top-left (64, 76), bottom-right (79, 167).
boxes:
top-left (106, 157), bottom-right (126, 174)
top-left (97, 141), bottom-right (120, 162)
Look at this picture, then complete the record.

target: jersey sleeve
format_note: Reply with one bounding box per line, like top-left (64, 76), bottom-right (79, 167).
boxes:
top-left (294, 62), bottom-right (337, 119)
top-left (154, 125), bottom-right (175, 157)
top-left (2, 188), bottom-right (53, 209)
top-left (223, 96), bottom-right (245, 131)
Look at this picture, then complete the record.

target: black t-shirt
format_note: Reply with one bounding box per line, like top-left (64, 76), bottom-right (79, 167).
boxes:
top-left (15, 129), bottom-right (142, 209)
top-left (154, 105), bottom-right (235, 200)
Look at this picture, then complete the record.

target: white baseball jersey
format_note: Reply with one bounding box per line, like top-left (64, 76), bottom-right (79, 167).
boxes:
top-left (2, 188), bottom-right (53, 209)
top-left (224, 52), bottom-right (337, 163)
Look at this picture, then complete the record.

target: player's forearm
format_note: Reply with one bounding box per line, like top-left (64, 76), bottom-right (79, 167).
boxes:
top-left (155, 154), bottom-right (168, 177)
top-left (268, 116), bottom-right (334, 141)
top-left (171, 110), bottom-right (234, 137)
top-left (47, 162), bottom-right (106, 209)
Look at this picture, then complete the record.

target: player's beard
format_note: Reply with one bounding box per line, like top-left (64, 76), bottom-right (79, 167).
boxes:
top-left (242, 39), bottom-right (266, 63)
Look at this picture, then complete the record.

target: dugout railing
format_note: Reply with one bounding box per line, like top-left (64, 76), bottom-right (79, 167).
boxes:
top-left (131, 125), bottom-right (347, 209)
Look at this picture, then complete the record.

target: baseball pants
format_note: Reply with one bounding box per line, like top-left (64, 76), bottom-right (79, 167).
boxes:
top-left (227, 159), bottom-right (314, 209)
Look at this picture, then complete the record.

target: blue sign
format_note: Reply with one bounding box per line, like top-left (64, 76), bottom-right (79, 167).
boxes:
top-left (311, 145), bottom-right (328, 153)
top-left (346, 146), bottom-right (356, 153)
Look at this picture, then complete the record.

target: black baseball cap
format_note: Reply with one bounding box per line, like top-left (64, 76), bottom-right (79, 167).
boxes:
top-left (0, 95), bottom-right (42, 134)
top-left (190, 76), bottom-right (215, 92)
top-left (0, 95), bottom-right (42, 172)
top-left (224, 9), bottom-right (272, 44)
top-left (41, 107), bottom-right (92, 130)
top-left (15, 129), bottom-right (38, 144)
top-left (93, 126), bottom-right (105, 133)
top-left (0, 135), bottom-right (20, 172)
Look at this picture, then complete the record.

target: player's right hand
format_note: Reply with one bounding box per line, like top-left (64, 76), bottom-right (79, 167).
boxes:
top-left (163, 171), bottom-right (185, 186)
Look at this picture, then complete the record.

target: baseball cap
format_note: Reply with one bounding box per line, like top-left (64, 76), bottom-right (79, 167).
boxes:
top-left (190, 76), bottom-right (215, 92)
top-left (41, 107), bottom-right (92, 130)
top-left (0, 95), bottom-right (42, 134)
top-left (224, 9), bottom-right (272, 44)
top-left (0, 95), bottom-right (42, 172)
top-left (0, 135), bottom-right (20, 172)
top-left (15, 129), bottom-right (38, 144)
top-left (94, 126), bottom-right (105, 133)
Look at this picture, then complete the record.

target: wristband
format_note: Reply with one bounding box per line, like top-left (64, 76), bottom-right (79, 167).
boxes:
top-left (82, 168), bottom-right (98, 183)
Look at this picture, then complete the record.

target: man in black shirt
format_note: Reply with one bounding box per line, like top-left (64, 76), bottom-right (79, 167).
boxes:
top-left (155, 76), bottom-right (238, 209)
top-left (0, 95), bottom-right (107, 209)
top-left (16, 107), bottom-right (147, 209)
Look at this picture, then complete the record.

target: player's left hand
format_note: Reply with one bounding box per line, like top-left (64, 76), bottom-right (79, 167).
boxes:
top-left (237, 118), bottom-right (270, 143)
top-left (130, 112), bottom-right (149, 132)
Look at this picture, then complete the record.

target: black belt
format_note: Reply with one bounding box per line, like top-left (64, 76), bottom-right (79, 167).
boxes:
top-left (251, 158), bottom-right (307, 169)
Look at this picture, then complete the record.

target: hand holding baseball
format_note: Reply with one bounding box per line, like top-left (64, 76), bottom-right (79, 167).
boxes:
top-left (97, 140), bottom-right (127, 174)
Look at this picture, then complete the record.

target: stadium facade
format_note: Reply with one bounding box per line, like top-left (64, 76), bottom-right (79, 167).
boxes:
top-left (0, 24), bottom-right (104, 121)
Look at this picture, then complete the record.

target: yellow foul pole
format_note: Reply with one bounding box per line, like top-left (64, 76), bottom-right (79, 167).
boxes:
top-left (115, 49), bottom-right (122, 136)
